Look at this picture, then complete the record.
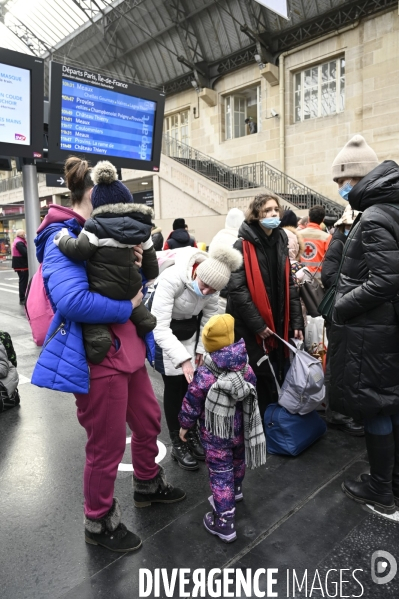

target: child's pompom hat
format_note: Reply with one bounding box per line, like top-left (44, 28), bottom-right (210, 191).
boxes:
top-left (91, 161), bottom-right (132, 208)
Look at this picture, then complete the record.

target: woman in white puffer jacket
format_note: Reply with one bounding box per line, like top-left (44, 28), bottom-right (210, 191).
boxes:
top-left (151, 243), bottom-right (242, 471)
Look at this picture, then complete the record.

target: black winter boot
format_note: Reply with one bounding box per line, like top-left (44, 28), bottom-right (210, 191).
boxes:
top-left (133, 465), bottom-right (186, 508)
top-left (186, 428), bottom-right (206, 461)
top-left (84, 498), bottom-right (142, 552)
top-left (342, 431), bottom-right (396, 514)
top-left (170, 430), bottom-right (199, 471)
top-left (359, 473), bottom-right (399, 506)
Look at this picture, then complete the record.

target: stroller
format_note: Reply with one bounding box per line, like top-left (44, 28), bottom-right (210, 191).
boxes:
top-left (0, 331), bottom-right (20, 412)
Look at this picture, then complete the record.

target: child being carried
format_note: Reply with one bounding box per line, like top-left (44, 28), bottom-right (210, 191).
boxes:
top-left (54, 161), bottom-right (158, 364)
top-left (179, 314), bottom-right (266, 543)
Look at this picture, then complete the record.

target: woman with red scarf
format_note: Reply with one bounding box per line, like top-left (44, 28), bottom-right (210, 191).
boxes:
top-left (226, 194), bottom-right (304, 417)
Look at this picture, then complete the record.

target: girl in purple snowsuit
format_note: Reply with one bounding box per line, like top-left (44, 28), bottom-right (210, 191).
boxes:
top-left (179, 314), bottom-right (266, 543)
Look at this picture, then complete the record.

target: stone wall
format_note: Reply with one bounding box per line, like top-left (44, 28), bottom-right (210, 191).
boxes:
top-left (161, 8), bottom-right (399, 201)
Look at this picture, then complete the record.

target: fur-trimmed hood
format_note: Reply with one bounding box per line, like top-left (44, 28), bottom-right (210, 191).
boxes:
top-left (86, 202), bottom-right (154, 246)
top-left (91, 202), bottom-right (154, 219)
top-left (283, 226), bottom-right (305, 261)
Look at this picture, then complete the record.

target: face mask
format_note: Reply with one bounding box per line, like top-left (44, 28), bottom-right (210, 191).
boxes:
top-left (344, 229), bottom-right (350, 236)
top-left (261, 217), bottom-right (281, 229)
top-left (338, 182), bottom-right (353, 202)
top-left (192, 279), bottom-right (204, 296)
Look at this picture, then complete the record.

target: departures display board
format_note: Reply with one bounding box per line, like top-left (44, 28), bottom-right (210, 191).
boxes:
top-left (0, 48), bottom-right (44, 159)
top-left (48, 63), bottom-right (165, 171)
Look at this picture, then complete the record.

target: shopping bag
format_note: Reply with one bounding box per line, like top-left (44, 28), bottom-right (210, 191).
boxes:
top-left (264, 403), bottom-right (327, 456)
top-left (300, 277), bottom-right (325, 317)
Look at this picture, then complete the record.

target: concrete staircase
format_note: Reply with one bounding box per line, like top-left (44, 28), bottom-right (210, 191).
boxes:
top-left (161, 134), bottom-right (344, 218)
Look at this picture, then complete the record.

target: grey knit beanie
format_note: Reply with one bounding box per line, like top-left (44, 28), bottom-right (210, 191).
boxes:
top-left (332, 135), bottom-right (379, 182)
top-left (196, 243), bottom-right (242, 291)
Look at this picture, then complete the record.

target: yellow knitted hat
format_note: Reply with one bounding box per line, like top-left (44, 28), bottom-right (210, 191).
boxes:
top-left (202, 314), bottom-right (235, 353)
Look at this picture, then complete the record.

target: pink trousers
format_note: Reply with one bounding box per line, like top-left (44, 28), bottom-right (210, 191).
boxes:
top-left (75, 365), bottom-right (161, 520)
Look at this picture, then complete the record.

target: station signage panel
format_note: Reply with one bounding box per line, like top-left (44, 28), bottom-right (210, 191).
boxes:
top-left (0, 48), bottom-right (44, 158)
top-left (48, 62), bottom-right (165, 171)
top-left (133, 190), bottom-right (154, 207)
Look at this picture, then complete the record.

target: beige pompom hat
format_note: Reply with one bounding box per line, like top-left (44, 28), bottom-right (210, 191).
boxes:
top-left (332, 135), bottom-right (379, 182)
top-left (196, 243), bottom-right (243, 291)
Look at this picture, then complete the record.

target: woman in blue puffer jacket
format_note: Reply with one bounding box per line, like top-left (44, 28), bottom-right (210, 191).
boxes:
top-left (32, 156), bottom-right (185, 553)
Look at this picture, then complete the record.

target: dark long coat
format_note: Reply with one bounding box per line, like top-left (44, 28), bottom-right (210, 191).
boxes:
top-left (321, 229), bottom-right (347, 291)
top-left (329, 161), bottom-right (399, 420)
top-left (226, 221), bottom-right (304, 378)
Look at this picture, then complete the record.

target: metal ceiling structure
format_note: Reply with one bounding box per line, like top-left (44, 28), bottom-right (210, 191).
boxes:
top-left (0, 0), bottom-right (397, 94)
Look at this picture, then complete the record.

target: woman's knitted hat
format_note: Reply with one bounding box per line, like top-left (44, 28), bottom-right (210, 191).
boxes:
top-left (196, 243), bottom-right (243, 291)
top-left (332, 135), bottom-right (379, 182)
top-left (91, 161), bottom-right (133, 208)
top-left (225, 208), bottom-right (245, 230)
top-left (202, 314), bottom-right (235, 353)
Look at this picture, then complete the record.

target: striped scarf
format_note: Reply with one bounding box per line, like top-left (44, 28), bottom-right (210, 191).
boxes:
top-left (204, 354), bottom-right (266, 469)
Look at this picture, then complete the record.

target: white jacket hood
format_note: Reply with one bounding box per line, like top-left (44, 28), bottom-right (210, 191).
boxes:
top-left (225, 208), bottom-right (245, 230)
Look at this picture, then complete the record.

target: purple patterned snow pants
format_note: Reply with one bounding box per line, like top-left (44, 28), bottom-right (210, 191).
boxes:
top-left (200, 418), bottom-right (245, 518)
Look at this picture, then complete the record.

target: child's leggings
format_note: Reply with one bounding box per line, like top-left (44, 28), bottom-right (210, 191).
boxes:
top-left (200, 426), bottom-right (245, 517)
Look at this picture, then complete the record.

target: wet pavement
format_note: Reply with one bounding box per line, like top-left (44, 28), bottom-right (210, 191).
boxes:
top-left (0, 266), bottom-right (398, 599)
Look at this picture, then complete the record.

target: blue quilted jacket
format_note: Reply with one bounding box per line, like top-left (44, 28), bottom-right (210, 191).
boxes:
top-left (31, 212), bottom-right (132, 394)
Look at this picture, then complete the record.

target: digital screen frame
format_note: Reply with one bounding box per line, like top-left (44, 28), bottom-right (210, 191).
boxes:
top-left (48, 62), bottom-right (165, 171)
top-left (0, 48), bottom-right (44, 159)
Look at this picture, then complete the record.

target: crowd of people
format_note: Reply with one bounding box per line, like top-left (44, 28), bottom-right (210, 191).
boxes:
top-left (7, 132), bottom-right (399, 552)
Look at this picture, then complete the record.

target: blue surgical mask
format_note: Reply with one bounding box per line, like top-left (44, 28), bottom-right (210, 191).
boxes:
top-left (338, 182), bottom-right (353, 202)
top-left (192, 279), bottom-right (203, 296)
top-left (261, 217), bottom-right (281, 229)
top-left (344, 229), bottom-right (350, 236)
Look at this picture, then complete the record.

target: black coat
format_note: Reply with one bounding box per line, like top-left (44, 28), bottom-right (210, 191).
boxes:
top-left (226, 221), bottom-right (304, 377)
top-left (12, 239), bottom-right (28, 270)
top-left (329, 161), bottom-right (399, 419)
top-left (57, 202), bottom-right (158, 300)
top-left (321, 229), bottom-right (347, 290)
top-left (165, 229), bottom-right (195, 249)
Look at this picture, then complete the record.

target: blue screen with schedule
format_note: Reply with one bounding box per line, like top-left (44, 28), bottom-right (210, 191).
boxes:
top-left (60, 78), bottom-right (156, 161)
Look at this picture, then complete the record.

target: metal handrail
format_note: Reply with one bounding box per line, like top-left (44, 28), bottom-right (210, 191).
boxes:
top-left (162, 133), bottom-right (343, 217)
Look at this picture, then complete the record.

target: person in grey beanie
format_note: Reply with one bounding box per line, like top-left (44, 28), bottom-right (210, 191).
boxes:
top-left (328, 134), bottom-right (399, 514)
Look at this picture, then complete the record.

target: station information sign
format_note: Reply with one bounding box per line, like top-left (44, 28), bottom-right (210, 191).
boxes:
top-left (0, 48), bottom-right (44, 158)
top-left (0, 63), bottom-right (31, 146)
top-left (48, 63), bottom-right (165, 171)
